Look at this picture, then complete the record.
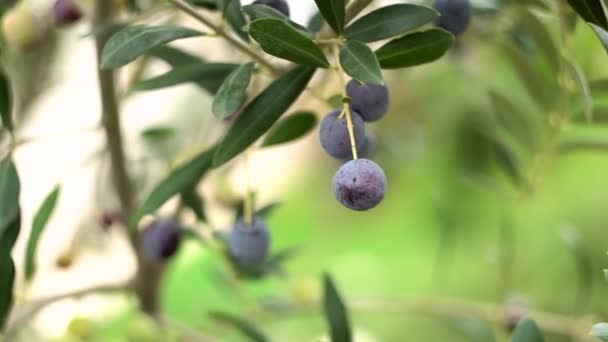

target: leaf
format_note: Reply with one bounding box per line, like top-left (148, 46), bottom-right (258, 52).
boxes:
top-left (212, 63), bottom-right (255, 119)
top-left (262, 111), bottom-right (317, 147)
top-left (375, 29), bottom-right (453, 69)
top-left (147, 45), bottom-right (204, 67)
top-left (0, 68), bottom-right (13, 132)
top-left (0, 158), bottom-right (19, 237)
top-left (0, 250), bottom-right (15, 331)
top-left (511, 318), bottom-right (544, 342)
top-left (591, 323), bottom-right (608, 341)
top-left (130, 147), bottom-right (216, 228)
top-left (339, 40), bottom-right (384, 85)
top-left (344, 4), bottom-right (438, 43)
top-left (132, 63), bottom-right (239, 94)
top-left (242, 4), bottom-right (311, 36)
top-left (141, 127), bottom-right (175, 144)
top-left (307, 11), bottom-right (326, 34)
top-left (209, 311), bottom-right (269, 342)
top-left (314, 0), bottom-right (345, 35)
top-left (323, 273), bottom-right (352, 342)
top-left (564, 58), bottom-right (593, 123)
top-left (221, 0), bottom-right (249, 42)
top-left (566, 0), bottom-right (608, 30)
top-left (188, 0), bottom-right (219, 10)
top-left (249, 18), bottom-right (330, 68)
top-left (100, 25), bottom-right (204, 69)
top-left (24, 186), bottom-right (60, 282)
top-left (518, 7), bottom-right (559, 71)
top-left (590, 23), bottom-right (608, 55)
top-left (0, 214), bottom-right (20, 254)
top-left (489, 90), bottom-right (537, 150)
top-left (492, 140), bottom-right (524, 187)
top-left (180, 188), bottom-right (206, 222)
top-left (500, 41), bottom-right (555, 112)
top-left (213, 65), bottom-right (316, 167)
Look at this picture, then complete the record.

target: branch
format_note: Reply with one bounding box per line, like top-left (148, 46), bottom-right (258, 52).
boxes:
top-left (3, 283), bottom-right (130, 340)
top-left (93, 0), bottom-right (135, 234)
top-left (167, 0), bottom-right (281, 76)
top-left (318, 0), bottom-right (375, 38)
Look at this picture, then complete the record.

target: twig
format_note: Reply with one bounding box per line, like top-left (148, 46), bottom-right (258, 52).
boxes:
top-left (4, 283), bottom-right (130, 340)
top-left (167, 0), bottom-right (281, 76)
top-left (318, 0), bottom-right (375, 38)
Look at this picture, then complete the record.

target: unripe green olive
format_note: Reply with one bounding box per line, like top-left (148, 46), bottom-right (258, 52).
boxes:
top-left (1, 5), bottom-right (42, 51)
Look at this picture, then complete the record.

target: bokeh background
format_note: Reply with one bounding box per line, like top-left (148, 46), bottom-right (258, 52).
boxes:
top-left (4, 0), bottom-right (608, 341)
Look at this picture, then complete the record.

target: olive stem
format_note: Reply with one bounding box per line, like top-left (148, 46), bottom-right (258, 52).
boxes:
top-left (333, 46), bottom-right (359, 160)
top-left (242, 151), bottom-right (254, 227)
top-left (167, 0), bottom-right (281, 76)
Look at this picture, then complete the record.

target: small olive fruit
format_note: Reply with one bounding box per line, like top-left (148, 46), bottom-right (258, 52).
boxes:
top-left (333, 158), bottom-right (387, 211)
top-left (1, 5), bottom-right (42, 51)
top-left (433, 0), bottom-right (473, 36)
top-left (53, 0), bottom-right (83, 26)
top-left (346, 80), bottom-right (390, 122)
top-left (141, 219), bottom-right (182, 262)
top-left (319, 108), bottom-right (366, 159)
top-left (228, 217), bottom-right (271, 266)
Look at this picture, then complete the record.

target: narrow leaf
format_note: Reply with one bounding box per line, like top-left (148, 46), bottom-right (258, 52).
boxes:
top-left (242, 4), bottom-right (311, 36)
top-left (591, 323), bottom-right (608, 341)
top-left (314, 0), bottom-right (345, 34)
top-left (323, 273), bottom-right (352, 342)
top-left (566, 0), bottom-right (608, 30)
top-left (262, 112), bottom-right (317, 147)
top-left (130, 147), bottom-right (216, 228)
top-left (0, 68), bottom-right (13, 132)
top-left (213, 65), bottom-right (316, 167)
top-left (101, 25), bottom-right (204, 69)
top-left (375, 29), bottom-right (453, 69)
top-left (132, 63), bottom-right (239, 94)
top-left (344, 4), bottom-right (438, 43)
top-left (212, 63), bottom-right (254, 119)
top-left (221, 0), bottom-right (249, 42)
top-left (489, 90), bottom-right (538, 150)
top-left (24, 186), bottom-right (60, 282)
top-left (518, 8), bottom-right (559, 71)
top-left (147, 45), bottom-right (204, 67)
top-left (590, 23), bottom-right (608, 55)
top-left (249, 18), bottom-right (330, 68)
top-left (188, 0), bottom-right (218, 10)
top-left (209, 311), bottom-right (269, 342)
top-left (339, 40), bottom-right (384, 85)
top-left (307, 11), bottom-right (326, 34)
top-left (511, 318), bottom-right (544, 342)
top-left (564, 58), bottom-right (593, 123)
top-left (0, 251), bottom-right (15, 331)
top-left (0, 158), bottom-right (19, 236)
top-left (181, 188), bottom-right (206, 222)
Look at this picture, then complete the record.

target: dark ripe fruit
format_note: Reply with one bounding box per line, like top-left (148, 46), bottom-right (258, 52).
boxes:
top-left (53, 0), bottom-right (82, 26)
top-left (346, 80), bottom-right (390, 122)
top-left (228, 217), bottom-right (270, 266)
top-left (252, 0), bottom-right (290, 17)
top-left (141, 219), bottom-right (182, 262)
top-left (333, 159), bottom-right (386, 211)
top-left (319, 109), bottom-right (366, 159)
top-left (433, 0), bottom-right (472, 36)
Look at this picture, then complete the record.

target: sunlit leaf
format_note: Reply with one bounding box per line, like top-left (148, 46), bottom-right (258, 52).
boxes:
top-left (340, 40), bottom-right (384, 85)
top-left (249, 18), bottom-right (330, 68)
top-left (213, 65), bottom-right (316, 167)
top-left (101, 25), bottom-right (204, 69)
top-left (344, 4), bottom-right (438, 43)
top-left (24, 186), bottom-right (60, 282)
top-left (212, 63), bottom-right (254, 119)
top-left (375, 29), bottom-right (453, 69)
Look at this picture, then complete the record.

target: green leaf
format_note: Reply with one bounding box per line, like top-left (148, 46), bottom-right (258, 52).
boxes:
top-left (375, 29), bottom-right (453, 69)
top-left (564, 58), bottom-right (593, 123)
top-left (132, 63), bottom-right (239, 94)
top-left (209, 311), bottom-right (269, 342)
top-left (213, 65), bottom-right (316, 167)
top-left (489, 90), bottom-right (537, 150)
top-left (590, 23), bottom-right (608, 55)
top-left (518, 8), bottom-right (559, 71)
top-left (344, 4), bottom-right (438, 43)
top-left (188, 0), bottom-right (218, 10)
top-left (0, 68), bottom-right (13, 132)
top-left (591, 323), bottom-right (608, 341)
top-left (141, 127), bottom-right (175, 144)
top-left (249, 18), bottom-right (330, 68)
top-left (101, 25), bottom-right (204, 69)
top-left (500, 41), bottom-right (555, 112)
top-left (24, 186), bottom-right (60, 282)
top-left (566, 0), bottom-right (608, 30)
top-left (339, 40), bottom-right (384, 85)
top-left (212, 62), bottom-right (255, 119)
top-left (180, 188), bottom-right (206, 222)
top-left (221, 0), bottom-right (249, 42)
top-left (512, 318), bottom-right (544, 342)
top-left (242, 4), bottom-right (311, 36)
top-left (0, 214), bottom-right (20, 254)
top-left (314, 0), bottom-right (345, 35)
top-left (147, 45), bottom-right (204, 67)
top-left (307, 11), bottom-right (326, 34)
top-left (492, 140), bottom-right (524, 187)
top-left (0, 158), bottom-right (19, 237)
top-left (323, 273), bottom-right (352, 342)
top-left (0, 250), bottom-right (15, 331)
top-left (130, 147), bottom-right (216, 228)
top-left (262, 112), bottom-right (317, 147)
